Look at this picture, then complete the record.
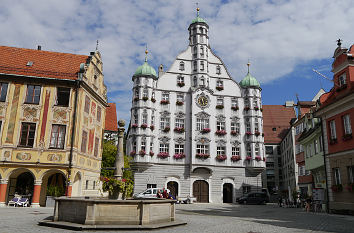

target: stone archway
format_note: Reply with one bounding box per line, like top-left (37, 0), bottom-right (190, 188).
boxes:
top-left (193, 180), bottom-right (209, 203)
top-left (72, 172), bottom-right (82, 197)
top-left (167, 181), bottom-right (179, 199)
top-left (40, 170), bottom-right (67, 206)
top-left (223, 183), bottom-right (233, 203)
top-left (7, 169), bottom-right (35, 204)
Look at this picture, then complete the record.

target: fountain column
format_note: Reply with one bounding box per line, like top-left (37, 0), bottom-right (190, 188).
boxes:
top-left (114, 119), bottom-right (125, 179)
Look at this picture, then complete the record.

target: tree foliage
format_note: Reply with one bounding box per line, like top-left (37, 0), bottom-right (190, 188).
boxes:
top-left (101, 139), bottom-right (133, 181)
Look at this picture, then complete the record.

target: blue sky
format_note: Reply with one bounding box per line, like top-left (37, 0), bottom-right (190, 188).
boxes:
top-left (0, 0), bottom-right (353, 124)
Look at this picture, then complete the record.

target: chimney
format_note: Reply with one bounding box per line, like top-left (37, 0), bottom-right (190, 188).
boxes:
top-left (37, 45), bottom-right (41, 50)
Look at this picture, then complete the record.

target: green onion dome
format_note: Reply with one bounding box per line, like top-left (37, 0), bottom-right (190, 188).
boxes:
top-left (134, 61), bottom-right (157, 77)
top-left (240, 62), bottom-right (260, 88)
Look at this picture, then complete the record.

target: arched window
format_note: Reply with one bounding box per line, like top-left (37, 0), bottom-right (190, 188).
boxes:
top-left (200, 46), bottom-right (204, 57)
top-left (193, 46), bottom-right (197, 58)
top-left (193, 61), bottom-right (197, 71)
top-left (193, 76), bottom-right (198, 86)
top-left (247, 144), bottom-right (251, 156)
top-left (216, 65), bottom-right (221, 74)
top-left (199, 27), bottom-right (203, 34)
top-left (200, 61), bottom-right (204, 71)
top-left (179, 61), bottom-right (185, 71)
top-left (200, 76), bottom-right (205, 86)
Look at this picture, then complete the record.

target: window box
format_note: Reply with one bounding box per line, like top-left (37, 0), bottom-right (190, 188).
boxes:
top-left (346, 183), bottom-right (354, 192)
top-left (231, 155), bottom-right (241, 162)
top-left (142, 96), bottom-right (149, 101)
top-left (196, 153), bottom-right (210, 159)
top-left (244, 106), bottom-right (250, 111)
top-left (176, 101), bottom-right (184, 106)
top-left (173, 153), bottom-right (186, 160)
top-left (230, 130), bottom-right (238, 136)
top-left (150, 125), bottom-right (155, 131)
top-left (216, 105), bottom-right (224, 109)
top-left (255, 155), bottom-right (262, 161)
top-left (130, 151), bottom-right (136, 156)
top-left (141, 124), bottom-right (148, 129)
top-left (162, 126), bottom-right (170, 132)
top-left (157, 152), bottom-right (169, 159)
top-left (215, 130), bottom-right (227, 136)
top-left (216, 86), bottom-right (224, 91)
top-left (343, 133), bottom-right (352, 141)
top-left (133, 97), bottom-right (139, 102)
top-left (329, 138), bottom-right (337, 145)
top-left (201, 128), bottom-right (211, 134)
top-left (254, 107), bottom-right (259, 111)
top-left (245, 156), bottom-right (252, 161)
top-left (174, 127), bottom-right (185, 133)
top-left (231, 106), bottom-right (239, 111)
top-left (177, 82), bottom-right (185, 87)
top-left (255, 131), bottom-right (260, 136)
top-left (160, 100), bottom-right (170, 105)
top-left (149, 151), bottom-right (154, 157)
top-left (331, 184), bottom-right (343, 192)
top-left (216, 155), bottom-right (227, 161)
top-left (246, 131), bottom-right (252, 136)
top-left (151, 98), bottom-right (156, 103)
top-left (139, 150), bottom-right (146, 156)
top-left (131, 124), bottom-right (138, 128)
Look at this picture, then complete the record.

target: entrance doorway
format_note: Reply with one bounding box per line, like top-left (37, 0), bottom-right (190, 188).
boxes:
top-left (193, 180), bottom-right (209, 203)
top-left (167, 181), bottom-right (178, 198)
top-left (223, 183), bottom-right (233, 203)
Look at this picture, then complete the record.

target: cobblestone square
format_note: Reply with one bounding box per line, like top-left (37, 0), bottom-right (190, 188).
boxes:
top-left (1, 203), bottom-right (354, 233)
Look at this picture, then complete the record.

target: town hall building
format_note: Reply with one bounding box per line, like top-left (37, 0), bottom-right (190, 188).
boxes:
top-left (126, 10), bottom-right (265, 203)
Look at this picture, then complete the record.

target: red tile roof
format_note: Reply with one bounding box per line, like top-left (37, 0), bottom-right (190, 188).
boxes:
top-left (105, 103), bottom-right (118, 132)
top-left (0, 45), bottom-right (89, 80)
top-left (263, 105), bottom-right (296, 144)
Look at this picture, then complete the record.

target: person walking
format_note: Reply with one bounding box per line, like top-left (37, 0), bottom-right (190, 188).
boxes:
top-left (305, 196), bottom-right (312, 212)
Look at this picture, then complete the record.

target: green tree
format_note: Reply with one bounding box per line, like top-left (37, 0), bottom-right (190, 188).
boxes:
top-left (101, 139), bottom-right (133, 181)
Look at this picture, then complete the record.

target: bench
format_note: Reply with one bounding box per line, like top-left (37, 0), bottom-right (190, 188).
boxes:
top-left (177, 196), bottom-right (197, 204)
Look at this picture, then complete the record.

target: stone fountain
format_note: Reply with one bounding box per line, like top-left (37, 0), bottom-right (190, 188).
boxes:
top-left (39, 120), bottom-right (186, 230)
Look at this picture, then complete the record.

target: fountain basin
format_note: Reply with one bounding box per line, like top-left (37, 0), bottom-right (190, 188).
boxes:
top-left (39, 197), bottom-right (186, 230)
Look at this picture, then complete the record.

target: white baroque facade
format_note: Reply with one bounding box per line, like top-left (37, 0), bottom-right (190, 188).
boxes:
top-left (126, 13), bottom-right (265, 203)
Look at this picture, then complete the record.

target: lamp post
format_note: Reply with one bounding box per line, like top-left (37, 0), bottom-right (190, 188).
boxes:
top-left (114, 119), bottom-right (125, 180)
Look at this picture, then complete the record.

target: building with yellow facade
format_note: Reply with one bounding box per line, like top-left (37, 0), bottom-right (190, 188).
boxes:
top-left (0, 45), bottom-right (108, 207)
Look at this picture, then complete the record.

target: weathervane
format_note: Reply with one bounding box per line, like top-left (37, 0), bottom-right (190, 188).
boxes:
top-left (196, 2), bottom-right (199, 17)
top-left (145, 44), bottom-right (148, 62)
top-left (337, 38), bottom-right (342, 47)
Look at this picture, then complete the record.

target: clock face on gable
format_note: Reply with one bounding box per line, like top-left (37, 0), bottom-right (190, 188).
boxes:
top-left (196, 94), bottom-right (210, 109)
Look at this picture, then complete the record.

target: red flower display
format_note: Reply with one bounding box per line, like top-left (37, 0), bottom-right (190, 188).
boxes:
top-left (231, 155), bottom-right (241, 162)
top-left (196, 153), bottom-right (210, 159)
top-left (157, 152), bottom-right (169, 159)
top-left (216, 155), bottom-right (227, 161)
top-left (173, 153), bottom-right (186, 159)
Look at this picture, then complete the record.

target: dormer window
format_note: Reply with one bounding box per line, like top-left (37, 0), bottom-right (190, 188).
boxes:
top-left (338, 73), bottom-right (346, 87)
top-left (216, 65), bottom-right (221, 75)
top-left (179, 61), bottom-right (185, 71)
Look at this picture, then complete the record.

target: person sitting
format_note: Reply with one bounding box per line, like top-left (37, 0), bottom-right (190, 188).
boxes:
top-left (162, 188), bottom-right (168, 199)
top-left (156, 190), bottom-right (163, 198)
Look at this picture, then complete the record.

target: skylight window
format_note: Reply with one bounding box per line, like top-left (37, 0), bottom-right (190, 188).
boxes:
top-left (26, 61), bottom-right (33, 66)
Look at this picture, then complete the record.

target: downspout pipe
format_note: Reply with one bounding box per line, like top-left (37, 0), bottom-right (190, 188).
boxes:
top-left (319, 118), bottom-right (330, 213)
top-left (67, 63), bottom-right (84, 195)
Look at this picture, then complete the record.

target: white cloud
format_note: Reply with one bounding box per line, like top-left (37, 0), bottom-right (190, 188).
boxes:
top-left (0, 0), bottom-right (353, 124)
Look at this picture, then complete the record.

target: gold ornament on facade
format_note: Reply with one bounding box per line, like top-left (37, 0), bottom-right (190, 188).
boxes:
top-left (47, 154), bottom-right (62, 162)
top-left (16, 152), bottom-right (31, 161)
